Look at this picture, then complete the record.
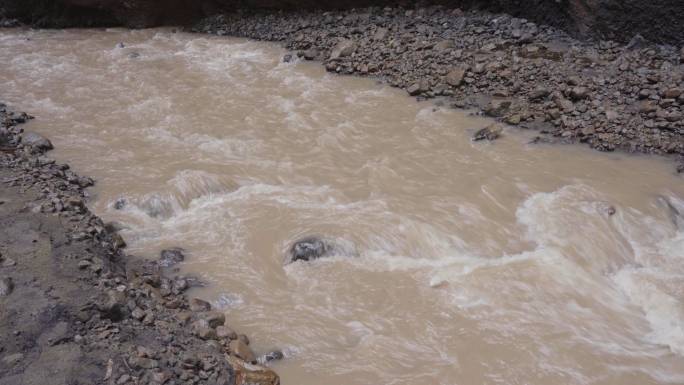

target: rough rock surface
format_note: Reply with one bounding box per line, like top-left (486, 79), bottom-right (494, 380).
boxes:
top-left (0, 102), bottom-right (281, 385)
top-left (1, 0), bottom-right (684, 47)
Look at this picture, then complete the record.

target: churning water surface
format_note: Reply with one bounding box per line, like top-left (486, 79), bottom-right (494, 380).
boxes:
top-left (2, 28), bottom-right (684, 384)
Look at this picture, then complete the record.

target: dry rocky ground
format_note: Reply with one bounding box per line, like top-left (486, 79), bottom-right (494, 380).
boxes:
top-left (0, 103), bottom-right (280, 385)
top-left (187, 5), bottom-right (684, 172)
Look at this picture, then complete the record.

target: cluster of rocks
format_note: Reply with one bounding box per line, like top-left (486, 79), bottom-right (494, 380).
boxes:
top-left (0, 102), bottom-right (280, 385)
top-left (186, 6), bottom-right (684, 169)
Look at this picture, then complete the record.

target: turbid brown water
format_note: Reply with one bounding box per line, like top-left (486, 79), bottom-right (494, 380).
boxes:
top-left (2, 28), bottom-right (684, 385)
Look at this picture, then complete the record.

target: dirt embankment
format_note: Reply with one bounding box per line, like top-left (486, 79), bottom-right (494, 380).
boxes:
top-left (0, 103), bottom-right (280, 385)
top-left (1, 0), bottom-right (684, 47)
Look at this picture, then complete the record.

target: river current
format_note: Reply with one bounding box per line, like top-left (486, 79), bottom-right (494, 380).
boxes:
top-left (2, 28), bottom-right (684, 384)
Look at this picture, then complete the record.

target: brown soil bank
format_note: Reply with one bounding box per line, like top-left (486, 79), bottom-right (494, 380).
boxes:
top-left (1, 0), bottom-right (684, 46)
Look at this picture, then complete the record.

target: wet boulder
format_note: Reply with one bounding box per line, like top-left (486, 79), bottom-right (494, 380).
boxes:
top-left (159, 247), bottom-right (186, 268)
top-left (258, 350), bottom-right (284, 365)
top-left (229, 339), bottom-right (256, 363)
top-left (289, 236), bottom-right (329, 262)
top-left (22, 132), bottom-right (53, 150)
top-left (473, 124), bottom-right (503, 141)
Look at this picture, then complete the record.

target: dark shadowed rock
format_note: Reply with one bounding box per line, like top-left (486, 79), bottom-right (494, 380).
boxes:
top-left (22, 132), bottom-right (53, 150)
top-left (98, 289), bottom-right (127, 321)
top-left (258, 350), bottom-right (284, 365)
top-left (627, 34), bottom-right (646, 50)
top-left (473, 124), bottom-right (503, 141)
top-left (159, 247), bottom-right (186, 268)
top-left (289, 236), bottom-right (329, 262)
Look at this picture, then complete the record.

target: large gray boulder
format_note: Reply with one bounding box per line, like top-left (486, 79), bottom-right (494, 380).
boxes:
top-left (22, 132), bottom-right (53, 150)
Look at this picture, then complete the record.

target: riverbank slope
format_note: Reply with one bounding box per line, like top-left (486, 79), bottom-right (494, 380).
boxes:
top-left (186, 6), bottom-right (684, 171)
top-left (0, 103), bottom-right (280, 385)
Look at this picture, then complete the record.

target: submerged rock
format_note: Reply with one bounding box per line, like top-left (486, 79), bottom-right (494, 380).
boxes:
top-left (473, 124), bottom-right (503, 141)
top-left (258, 350), bottom-right (284, 365)
top-left (159, 248), bottom-right (186, 267)
top-left (229, 339), bottom-right (256, 363)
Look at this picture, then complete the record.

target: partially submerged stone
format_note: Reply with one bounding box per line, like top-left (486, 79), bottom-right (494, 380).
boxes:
top-left (289, 236), bottom-right (329, 262)
top-left (229, 339), bottom-right (256, 363)
top-left (473, 124), bottom-right (503, 141)
top-left (22, 132), bottom-right (53, 150)
top-left (159, 247), bottom-right (186, 267)
top-left (225, 355), bottom-right (280, 385)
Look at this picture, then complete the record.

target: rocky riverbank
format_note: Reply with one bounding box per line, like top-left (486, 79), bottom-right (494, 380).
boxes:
top-left (0, 102), bottom-right (280, 385)
top-left (187, 6), bottom-right (684, 172)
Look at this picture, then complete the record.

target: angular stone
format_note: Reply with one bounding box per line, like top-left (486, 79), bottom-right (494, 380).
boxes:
top-left (127, 356), bottom-right (159, 370)
top-left (472, 124), bottom-right (503, 141)
top-left (528, 87), bottom-right (550, 101)
top-left (406, 83), bottom-right (421, 96)
top-left (569, 87), bottom-right (588, 100)
top-left (225, 355), bottom-right (280, 385)
top-left (200, 328), bottom-right (217, 341)
top-left (483, 100), bottom-right (511, 117)
top-left (229, 339), bottom-right (256, 363)
top-left (329, 39), bottom-right (357, 60)
top-left (188, 298), bottom-right (211, 312)
top-left (110, 232), bottom-right (126, 248)
top-left (197, 311), bottom-right (225, 328)
top-left (131, 307), bottom-right (146, 321)
top-left (445, 70), bottom-right (465, 87)
top-left (665, 89), bottom-right (682, 99)
top-left (506, 114), bottom-right (521, 125)
top-left (216, 325), bottom-right (238, 340)
top-left (0, 277), bottom-right (14, 296)
top-left (372, 27), bottom-right (388, 41)
top-left (627, 34), bottom-right (646, 50)
top-left (434, 40), bottom-right (455, 51)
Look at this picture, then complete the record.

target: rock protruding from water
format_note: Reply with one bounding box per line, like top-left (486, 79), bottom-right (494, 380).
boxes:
top-left (287, 236), bottom-right (357, 263)
top-left (22, 132), bottom-right (53, 150)
top-left (159, 248), bottom-right (186, 267)
top-left (289, 236), bottom-right (330, 262)
top-left (473, 125), bottom-right (503, 141)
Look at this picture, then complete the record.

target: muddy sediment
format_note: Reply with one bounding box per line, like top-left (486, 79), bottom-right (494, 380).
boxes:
top-left (0, 103), bottom-right (280, 385)
top-left (186, 6), bottom-right (684, 171)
